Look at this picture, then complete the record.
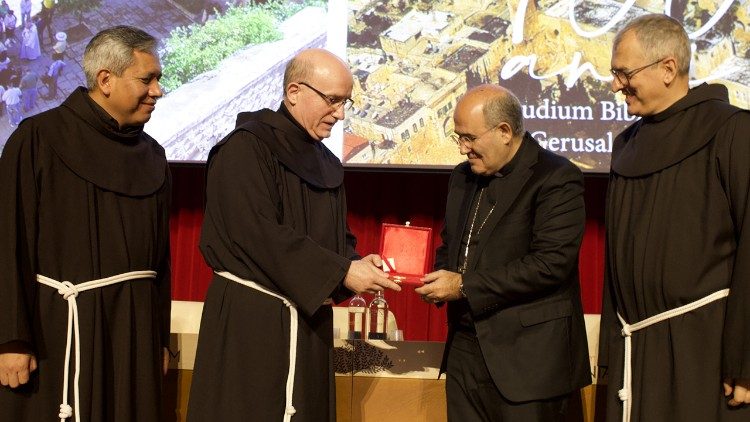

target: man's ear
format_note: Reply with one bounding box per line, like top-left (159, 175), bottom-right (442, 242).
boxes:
top-left (286, 82), bottom-right (301, 106)
top-left (661, 57), bottom-right (679, 85)
top-left (97, 69), bottom-right (112, 96)
top-left (497, 122), bottom-right (513, 145)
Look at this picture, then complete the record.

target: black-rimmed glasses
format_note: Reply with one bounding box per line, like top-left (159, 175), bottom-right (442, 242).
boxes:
top-left (298, 81), bottom-right (353, 110)
top-left (610, 58), bottom-right (665, 86)
top-left (450, 125), bottom-right (498, 146)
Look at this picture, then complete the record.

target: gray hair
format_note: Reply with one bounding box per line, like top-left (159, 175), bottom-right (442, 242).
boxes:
top-left (483, 90), bottom-right (524, 137)
top-left (282, 55), bottom-right (312, 97)
top-left (83, 26), bottom-right (158, 90)
top-left (614, 14), bottom-right (691, 75)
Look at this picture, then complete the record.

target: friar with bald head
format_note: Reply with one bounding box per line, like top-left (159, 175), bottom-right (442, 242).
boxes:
top-left (187, 49), bottom-right (401, 421)
top-left (415, 84), bottom-right (591, 421)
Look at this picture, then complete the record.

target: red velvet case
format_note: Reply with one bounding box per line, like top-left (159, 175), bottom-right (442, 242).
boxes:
top-left (379, 223), bottom-right (433, 286)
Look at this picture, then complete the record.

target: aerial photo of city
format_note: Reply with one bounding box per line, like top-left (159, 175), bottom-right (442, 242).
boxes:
top-left (342, 0), bottom-right (749, 172)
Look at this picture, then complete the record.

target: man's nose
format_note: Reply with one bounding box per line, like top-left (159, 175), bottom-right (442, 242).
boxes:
top-left (150, 80), bottom-right (163, 98)
top-left (610, 76), bottom-right (625, 94)
top-left (331, 103), bottom-right (345, 120)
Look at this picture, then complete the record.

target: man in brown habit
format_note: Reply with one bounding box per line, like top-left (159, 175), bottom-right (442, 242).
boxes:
top-left (0, 26), bottom-right (171, 421)
top-left (416, 84), bottom-right (591, 421)
top-left (598, 13), bottom-right (750, 422)
top-left (187, 49), bottom-right (401, 421)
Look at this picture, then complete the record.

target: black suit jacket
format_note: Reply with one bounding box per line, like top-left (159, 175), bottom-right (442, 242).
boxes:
top-left (437, 133), bottom-right (591, 402)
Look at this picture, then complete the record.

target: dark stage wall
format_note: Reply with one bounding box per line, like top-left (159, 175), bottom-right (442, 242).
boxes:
top-left (168, 165), bottom-right (607, 341)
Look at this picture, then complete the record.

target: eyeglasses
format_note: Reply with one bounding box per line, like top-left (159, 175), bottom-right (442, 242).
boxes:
top-left (298, 81), bottom-right (353, 110)
top-left (610, 58), bottom-right (665, 86)
top-left (450, 125), bottom-right (497, 146)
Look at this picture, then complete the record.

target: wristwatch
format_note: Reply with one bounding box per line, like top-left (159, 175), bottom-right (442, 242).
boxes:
top-left (459, 282), bottom-right (467, 298)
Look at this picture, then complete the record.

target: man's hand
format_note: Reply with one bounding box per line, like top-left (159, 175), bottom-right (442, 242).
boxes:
top-left (344, 254), bottom-right (401, 295)
top-left (724, 378), bottom-right (750, 406)
top-left (0, 341), bottom-right (37, 388)
top-left (415, 270), bottom-right (463, 303)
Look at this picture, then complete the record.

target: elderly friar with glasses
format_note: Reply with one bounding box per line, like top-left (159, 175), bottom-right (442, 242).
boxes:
top-left (187, 48), bottom-right (400, 421)
top-left (598, 13), bottom-right (750, 422)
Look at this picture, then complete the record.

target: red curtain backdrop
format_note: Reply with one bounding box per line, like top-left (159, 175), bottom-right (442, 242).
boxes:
top-left (168, 165), bottom-right (607, 341)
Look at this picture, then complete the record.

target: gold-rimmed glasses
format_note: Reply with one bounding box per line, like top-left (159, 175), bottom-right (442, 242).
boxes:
top-left (450, 125), bottom-right (498, 146)
top-left (298, 81), bottom-right (353, 110)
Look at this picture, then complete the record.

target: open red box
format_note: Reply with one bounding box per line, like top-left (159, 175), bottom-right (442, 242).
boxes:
top-left (379, 223), bottom-right (433, 286)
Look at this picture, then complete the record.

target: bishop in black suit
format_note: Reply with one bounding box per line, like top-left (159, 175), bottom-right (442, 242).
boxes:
top-left (416, 84), bottom-right (591, 421)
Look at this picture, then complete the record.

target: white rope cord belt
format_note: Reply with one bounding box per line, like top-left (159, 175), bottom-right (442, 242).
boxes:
top-left (616, 288), bottom-right (730, 422)
top-left (216, 271), bottom-right (299, 422)
top-left (37, 270), bottom-right (156, 422)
